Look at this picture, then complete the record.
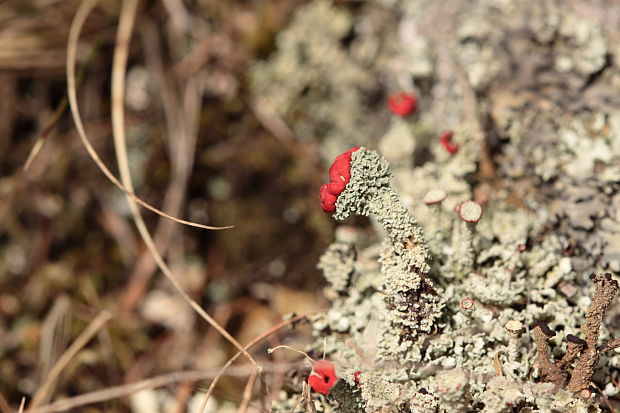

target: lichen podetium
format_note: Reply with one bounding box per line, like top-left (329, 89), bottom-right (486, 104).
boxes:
top-left (325, 147), bottom-right (443, 360)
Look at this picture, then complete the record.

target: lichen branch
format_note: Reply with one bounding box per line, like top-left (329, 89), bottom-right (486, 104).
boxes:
top-left (567, 273), bottom-right (619, 393)
top-left (531, 322), bottom-right (566, 387)
top-left (531, 274), bottom-right (619, 395)
top-left (557, 335), bottom-right (586, 370)
top-left (325, 147), bottom-right (442, 359)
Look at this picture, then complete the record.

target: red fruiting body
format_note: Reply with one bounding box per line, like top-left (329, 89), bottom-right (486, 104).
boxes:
top-left (387, 92), bottom-right (417, 116)
top-left (353, 370), bottom-right (362, 385)
top-left (439, 131), bottom-right (459, 154)
top-left (308, 360), bottom-right (338, 395)
top-left (319, 147), bottom-right (360, 213)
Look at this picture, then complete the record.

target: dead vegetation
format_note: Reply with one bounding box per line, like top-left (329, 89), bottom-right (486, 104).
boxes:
top-left (0, 0), bottom-right (330, 411)
top-left (533, 273), bottom-right (620, 396)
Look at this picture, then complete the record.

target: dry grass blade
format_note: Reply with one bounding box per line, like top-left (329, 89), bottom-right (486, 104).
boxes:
top-left (65, 0), bottom-right (231, 231)
top-left (0, 392), bottom-right (11, 413)
top-left (23, 363), bottom-right (297, 413)
top-left (119, 18), bottom-right (204, 312)
top-left (200, 313), bottom-right (311, 413)
top-left (37, 296), bottom-right (71, 398)
top-left (591, 381), bottom-right (616, 413)
top-left (23, 138), bottom-right (47, 173)
top-left (108, 0), bottom-right (254, 364)
top-left (66, 0), bottom-right (254, 372)
top-left (29, 311), bottom-right (112, 409)
top-left (237, 368), bottom-right (260, 413)
top-left (23, 316), bottom-right (309, 413)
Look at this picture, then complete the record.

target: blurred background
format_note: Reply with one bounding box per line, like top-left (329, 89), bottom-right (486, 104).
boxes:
top-left (0, 0), bottom-right (346, 411)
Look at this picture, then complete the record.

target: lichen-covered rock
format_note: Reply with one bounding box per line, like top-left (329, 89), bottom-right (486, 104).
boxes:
top-left (264, 0), bottom-right (620, 411)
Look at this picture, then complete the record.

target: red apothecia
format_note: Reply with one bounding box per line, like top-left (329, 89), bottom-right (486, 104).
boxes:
top-left (439, 130), bottom-right (459, 154)
top-left (387, 92), bottom-right (417, 116)
top-left (319, 147), bottom-right (360, 213)
top-left (308, 360), bottom-right (338, 394)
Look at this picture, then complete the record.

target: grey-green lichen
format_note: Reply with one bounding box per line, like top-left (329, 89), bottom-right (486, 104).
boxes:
top-left (292, 139), bottom-right (609, 411)
top-left (333, 149), bottom-right (393, 221)
top-left (250, 0), bottom-right (401, 160)
top-left (317, 242), bottom-right (356, 293)
top-left (266, 0), bottom-right (620, 412)
top-left (334, 148), bottom-right (442, 360)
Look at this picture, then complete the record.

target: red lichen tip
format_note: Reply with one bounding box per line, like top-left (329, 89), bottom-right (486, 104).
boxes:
top-left (353, 370), bottom-right (362, 385)
top-left (439, 130), bottom-right (459, 154)
top-left (423, 189), bottom-right (447, 205)
top-left (308, 360), bottom-right (338, 395)
top-left (320, 147), bottom-right (360, 214)
top-left (387, 92), bottom-right (417, 117)
top-left (458, 200), bottom-right (483, 223)
top-left (460, 296), bottom-right (475, 311)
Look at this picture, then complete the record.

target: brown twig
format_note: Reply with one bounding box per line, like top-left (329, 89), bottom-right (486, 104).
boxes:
top-left (531, 322), bottom-right (566, 386)
top-left (532, 273), bottom-right (620, 396)
top-left (568, 273), bottom-right (619, 393)
top-left (597, 338), bottom-right (620, 354)
top-left (199, 313), bottom-right (312, 412)
top-left (23, 363), bottom-right (298, 413)
top-left (557, 334), bottom-right (586, 370)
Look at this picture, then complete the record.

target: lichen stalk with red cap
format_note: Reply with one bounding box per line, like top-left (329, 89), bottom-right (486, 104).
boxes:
top-left (439, 131), bottom-right (459, 154)
top-left (320, 147), bottom-right (442, 359)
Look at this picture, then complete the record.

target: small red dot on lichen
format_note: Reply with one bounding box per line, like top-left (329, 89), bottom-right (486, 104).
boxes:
top-left (387, 92), bottom-right (417, 116)
top-left (353, 370), bottom-right (362, 385)
top-left (460, 297), bottom-right (475, 311)
top-left (439, 131), bottom-right (459, 154)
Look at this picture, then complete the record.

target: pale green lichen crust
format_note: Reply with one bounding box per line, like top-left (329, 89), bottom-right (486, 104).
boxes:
top-left (275, 142), bottom-right (609, 412)
top-left (268, 1), bottom-right (620, 412)
top-left (333, 148), bottom-right (392, 221)
top-left (317, 242), bottom-right (356, 293)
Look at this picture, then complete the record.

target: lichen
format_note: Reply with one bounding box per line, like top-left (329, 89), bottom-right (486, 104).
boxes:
top-left (250, 0), bottom-right (398, 160)
top-left (317, 242), bottom-right (356, 293)
top-left (334, 148), bottom-right (442, 359)
top-left (266, 1), bottom-right (620, 411)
